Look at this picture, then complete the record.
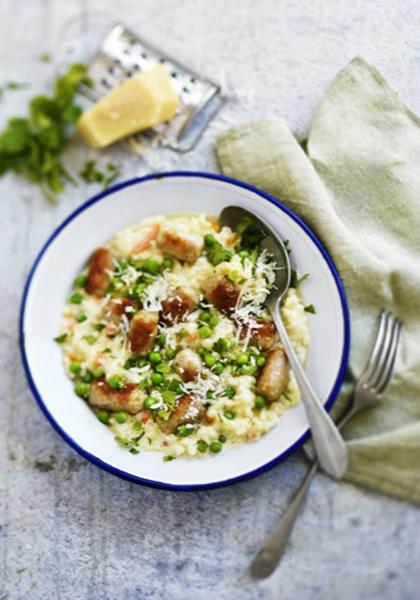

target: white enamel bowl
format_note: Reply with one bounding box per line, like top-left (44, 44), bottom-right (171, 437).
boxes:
top-left (20, 172), bottom-right (350, 490)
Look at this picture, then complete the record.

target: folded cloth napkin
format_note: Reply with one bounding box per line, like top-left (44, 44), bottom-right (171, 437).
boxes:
top-left (216, 57), bottom-right (420, 504)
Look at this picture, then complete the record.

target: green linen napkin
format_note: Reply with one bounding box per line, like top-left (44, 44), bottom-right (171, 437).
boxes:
top-left (216, 57), bottom-right (420, 504)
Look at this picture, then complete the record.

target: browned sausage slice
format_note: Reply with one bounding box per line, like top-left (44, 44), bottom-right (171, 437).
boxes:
top-left (156, 394), bottom-right (206, 434)
top-left (161, 287), bottom-right (198, 325)
top-left (129, 310), bottom-right (159, 355)
top-left (173, 349), bottom-right (201, 382)
top-left (203, 276), bottom-right (239, 314)
top-left (157, 223), bottom-right (203, 264)
top-left (106, 297), bottom-right (137, 325)
top-left (85, 247), bottom-right (113, 297)
top-left (240, 320), bottom-right (278, 350)
top-left (88, 380), bottom-right (144, 414)
top-left (256, 348), bottom-right (289, 403)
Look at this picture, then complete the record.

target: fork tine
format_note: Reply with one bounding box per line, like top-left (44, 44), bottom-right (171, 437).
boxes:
top-left (364, 311), bottom-right (395, 387)
top-left (374, 319), bottom-right (402, 394)
top-left (358, 310), bottom-right (388, 384)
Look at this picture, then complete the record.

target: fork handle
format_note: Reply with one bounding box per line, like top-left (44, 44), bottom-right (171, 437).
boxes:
top-left (250, 460), bottom-right (318, 578)
top-left (272, 300), bottom-right (348, 479)
top-left (250, 405), bottom-right (357, 579)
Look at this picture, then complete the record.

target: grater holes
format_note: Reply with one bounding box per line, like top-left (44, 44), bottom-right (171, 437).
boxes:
top-left (182, 86), bottom-right (190, 93)
top-left (190, 77), bottom-right (196, 83)
top-left (171, 71), bottom-right (177, 78)
top-left (141, 52), bottom-right (148, 59)
top-left (159, 57), bottom-right (166, 63)
top-left (133, 64), bottom-right (141, 71)
top-left (101, 78), bottom-right (111, 88)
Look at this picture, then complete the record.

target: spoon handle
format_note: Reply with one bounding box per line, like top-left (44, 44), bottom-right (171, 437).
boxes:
top-left (271, 302), bottom-right (348, 479)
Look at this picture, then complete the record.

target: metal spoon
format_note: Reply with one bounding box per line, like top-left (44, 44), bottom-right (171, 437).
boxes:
top-left (219, 206), bottom-right (348, 479)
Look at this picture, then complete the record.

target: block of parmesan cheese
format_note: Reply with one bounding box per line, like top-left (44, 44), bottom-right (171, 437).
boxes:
top-left (77, 65), bottom-right (180, 148)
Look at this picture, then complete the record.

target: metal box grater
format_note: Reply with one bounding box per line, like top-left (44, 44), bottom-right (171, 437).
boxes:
top-left (79, 23), bottom-right (225, 152)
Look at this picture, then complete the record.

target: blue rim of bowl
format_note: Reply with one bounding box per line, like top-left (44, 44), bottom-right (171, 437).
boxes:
top-left (19, 171), bottom-right (351, 491)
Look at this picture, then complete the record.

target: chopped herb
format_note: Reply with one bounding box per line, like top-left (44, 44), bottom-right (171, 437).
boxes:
top-left (129, 447), bottom-right (140, 454)
top-left (6, 82), bottom-right (29, 91)
top-left (290, 269), bottom-right (310, 288)
top-left (304, 304), bottom-right (316, 314)
top-left (223, 386), bottom-right (236, 399)
top-left (39, 54), bottom-right (51, 63)
top-left (79, 160), bottom-right (121, 189)
top-left (76, 314), bottom-right (87, 323)
top-left (0, 63), bottom-right (87, 201)
top-left (54, 333), bottom-right (67, 343)
top-left (163, 455), bottom-right (175, 462)
top-left (83, 335), bottom-right (97, 345)
top-left (236, 217), bottom-right (266, 249)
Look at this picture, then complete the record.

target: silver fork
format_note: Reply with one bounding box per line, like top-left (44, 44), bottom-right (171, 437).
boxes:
top-left (250, 310), bottom-right (402, 579)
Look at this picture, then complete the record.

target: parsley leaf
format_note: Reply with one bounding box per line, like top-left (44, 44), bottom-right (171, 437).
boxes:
top-left (79, 160), bottom-right (121, 189)
top-left (304, 304), bottom-right (316, 314)
top-left (0, 63), bottom-right (87, 200)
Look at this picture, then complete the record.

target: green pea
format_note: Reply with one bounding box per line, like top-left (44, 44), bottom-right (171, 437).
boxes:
top-left (177, 424), bottom-right (194, 437)
top-left (144, 259), bottom-right (160, 274)
top-left (162, 258), bottom-right (173, 270)
top-left (212, 363), bottom-right (224, 375)
top-left (223, 410), bottom-right (235, 420)
top-left (210, 440), bottom-right (222, 453)
top-left (69, 361), bottom-right (81, 374)
top-left (239, 249), bottom-right (249, 258)
top-left (208, 314), bottom-right (219, 327)
top-left (156, 333), bottom-right (166, 347)
top-left (74, 382), bottom-right (89, 398)
top-left (76, 314), bottom-right (87, 323)
top-left (199, 326), bottom-right (212, 339)
top-left (204, 353), bottom-right (216, 367)
top-left (115, 411), bottom-right (128, 424)
top-left (204, 233), bottom-right (216, 246)
top-left (218, 434), bottom-right (227, 443)
top-left (151, 372), bottom-right (163, 386)
top-left (236, 353), bottom-right (249, 366)
top-left (144, 397), bottom-right (156, 410)
top-left (197, 440), bottom-right (208, 453)
top-left (97, 410), bottom-right (110, 424)
top-left (256, 356), bottom-right (266, 368)
top-left (92, 367), bottom-right (105, 379)
top-left (149, 351), bottom-right (162, 364)
top-left (254, 395), bottom-right (267, 409)
top-left (200, 311), bottom-right (210, 322)
top-left (81, 370), bottom-right (93, 383)
top-left (240, 364), bottom-right (257, 375)
top-left (69, 292), bottom-right (83, 305)
top-left (74, 274), bottom-right (87, 287)
top-left (165, 348), bottom-right (176, 360)
top-left (108, 375), bottom-right (124, 389)
top-left (213, 338), bottom-right (231, 353)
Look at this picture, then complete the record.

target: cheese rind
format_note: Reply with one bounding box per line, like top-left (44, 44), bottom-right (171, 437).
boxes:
top-left (77, 65), bottom-right (180, 148)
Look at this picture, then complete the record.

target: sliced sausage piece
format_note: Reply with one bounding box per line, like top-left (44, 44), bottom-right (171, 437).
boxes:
top-left (106, 297), bottom-right (137, 325)
top-left (256, 348), bottom-right (289, 403)
top-left (173, 348), bottom-right (201, 382)
top-left (85, 247), bottom-right (113, 297)
top-left (88, 380), bottom-right (144, 414)
top-left (129, 310), bottom-right (159, 355)
top-left (203, 276), bottom-right (239, 313)
top-left (161, 286), bottom-right (198, 325)
top-left (156, 394), bottom-right (206, 434)
top-left (157, 222), bottom-right (203, 264)
top-left (240, 320), bottom-right (278, 350)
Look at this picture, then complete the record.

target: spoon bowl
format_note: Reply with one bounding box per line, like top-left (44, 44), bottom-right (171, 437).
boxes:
top-left (220, 205), bottom-right (348, 479)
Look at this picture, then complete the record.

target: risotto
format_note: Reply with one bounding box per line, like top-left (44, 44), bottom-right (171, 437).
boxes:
top-left (56, 212), bottom-right (310, 459)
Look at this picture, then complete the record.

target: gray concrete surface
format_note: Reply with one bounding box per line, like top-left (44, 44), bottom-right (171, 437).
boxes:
top-left (1, 1), bottom-right (419, 598)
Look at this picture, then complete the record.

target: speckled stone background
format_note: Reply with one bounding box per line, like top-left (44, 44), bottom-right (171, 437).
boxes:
top-left (1, 1), bottom-right (420, 599)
